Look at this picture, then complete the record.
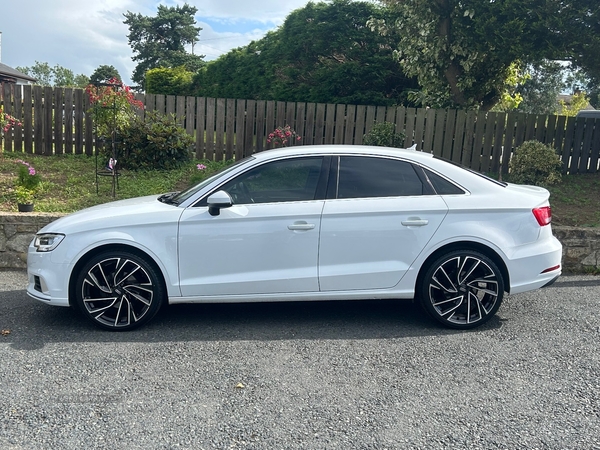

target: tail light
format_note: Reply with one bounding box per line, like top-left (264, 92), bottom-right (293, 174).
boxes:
top-left (533, 206), bottom-right (552, 226)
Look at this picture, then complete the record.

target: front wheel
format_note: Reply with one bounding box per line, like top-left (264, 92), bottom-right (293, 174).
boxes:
top-left (419, 250), bottom-right (504, 329)
top-left (74, 251), bottom-right (166, 331)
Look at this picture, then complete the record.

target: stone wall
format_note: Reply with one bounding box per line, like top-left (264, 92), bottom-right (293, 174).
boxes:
top-left (0, 212), bottom-right (598, 274)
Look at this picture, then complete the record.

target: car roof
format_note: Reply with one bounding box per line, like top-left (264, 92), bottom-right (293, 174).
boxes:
top-left (252, 145), bottom-right (436, 163)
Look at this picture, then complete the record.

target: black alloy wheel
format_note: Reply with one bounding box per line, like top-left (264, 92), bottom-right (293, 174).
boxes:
top-left (74, 251), bottom-right (165, 331)
top-left (419, 250), bottom-right (504, 329)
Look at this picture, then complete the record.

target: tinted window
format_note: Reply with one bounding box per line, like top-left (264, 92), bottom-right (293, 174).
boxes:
top-left (423, 168), bottom-right (465, 195)
top-left (337, 156), bottom-right (423, 199)
top-left (219, 157), bottom-right (323, 204)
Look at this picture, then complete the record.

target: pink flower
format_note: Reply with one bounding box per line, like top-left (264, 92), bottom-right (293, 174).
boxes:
top-left (197, 164), bottom-right (207, 170)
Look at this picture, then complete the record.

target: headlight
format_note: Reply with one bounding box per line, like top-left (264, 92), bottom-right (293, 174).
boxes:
top-left (34, 233), bottom-right (65, 252)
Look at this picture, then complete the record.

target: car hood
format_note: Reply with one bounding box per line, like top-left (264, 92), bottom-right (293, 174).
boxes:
top-left (40, 195), bottom-right (184, 234)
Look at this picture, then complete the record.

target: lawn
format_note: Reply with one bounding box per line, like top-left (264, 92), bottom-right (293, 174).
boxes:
top-left (0, 151), bottom-right (598, 227)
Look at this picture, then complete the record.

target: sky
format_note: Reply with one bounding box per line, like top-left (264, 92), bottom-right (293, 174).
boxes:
top-left (0, 0), bottom-right (311, 86)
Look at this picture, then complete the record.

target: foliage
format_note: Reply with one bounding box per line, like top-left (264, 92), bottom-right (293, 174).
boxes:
top-left (16, 61), bottom-right (89, 87)
top-left (13, 159), bottom-right (41, 204)
top-left (86, 78), bottom-right (143, 138)
top-left (363, 122), bottom-right (405, 148)
top-left (123, 3), bottom-right (204, 89)
top-left (90, 65), bottom-right (122, 85)
top-left (509, 141), bottom-right (562, 186)
top-left (267, 125), bottom-right (301, 148)
top-left (557, 92), bottom-right (591, 117)
top-left (13, 185), bottom-right (35, 204)
top-left (146, 66), bottom-right (193, 96)
top-left (491, 62), bottom-right (530, 112)
top-left (510, 60), bottom-right (564, 115)
top-left (119, 112), bottom-right (193, 170)
top-left (371, 0), bottom-right (600, 111)
top-left (193, 0), bottom-right (418, 105)
top-left (565, 68), bottom-right (600, 109)
top-left (1, 106), bottom-right (21, 135)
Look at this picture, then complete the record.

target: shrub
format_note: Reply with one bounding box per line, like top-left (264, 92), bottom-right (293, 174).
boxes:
top-left (509, 140), bottom-right (562, 186)
top-left (267, 125), bottom-right (301, 147)
top-left (118, 112), bottom-right (193, 170)
top-left (363, 122), bottom-right (406, 148)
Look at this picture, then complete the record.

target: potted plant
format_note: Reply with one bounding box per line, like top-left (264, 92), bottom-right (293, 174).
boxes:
top-left (14, 159), bottom-right (40, 212)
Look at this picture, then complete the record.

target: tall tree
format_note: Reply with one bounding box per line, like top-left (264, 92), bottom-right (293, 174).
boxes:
top-left (124, 3), bottom-right (204, 89)
top-left (371, 0), bottom-right (600, 110)
top-left (194, 0), bottom-right (418, 106)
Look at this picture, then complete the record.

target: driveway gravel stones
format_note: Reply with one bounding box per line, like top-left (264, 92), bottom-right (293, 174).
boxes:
top-left (1, 270), bottom-right (599, 449)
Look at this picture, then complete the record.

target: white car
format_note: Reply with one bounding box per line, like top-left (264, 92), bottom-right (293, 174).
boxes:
top-left (27, 145), bottom-right (562, 331)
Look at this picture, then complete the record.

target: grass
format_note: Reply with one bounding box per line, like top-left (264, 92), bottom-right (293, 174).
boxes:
top-left (0, 151), bottom-right (598, 227)
top-left (0, 152), bottom-right (229, 213)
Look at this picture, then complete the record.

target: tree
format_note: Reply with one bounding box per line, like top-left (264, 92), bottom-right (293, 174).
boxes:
top-left (16, 61), bottom-right (89, 87)
top-left (194, 0), bottom-right (418, 105)
top-left (146, 66), bottom-right (193, 96)
top-left (513, 61), bottom-right (564, 115)
top-left (90, 65), bottom-right (122, 85)
top-left (371, 0), bottom-right (600, 110)
top-left (16, 61), bottom-right (52, 86)
top-left (123, 3), bottom-right (204, 89)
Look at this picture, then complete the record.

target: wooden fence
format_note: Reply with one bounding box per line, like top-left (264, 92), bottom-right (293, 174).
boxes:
top-left (1, 83), bottom-right (599, 174)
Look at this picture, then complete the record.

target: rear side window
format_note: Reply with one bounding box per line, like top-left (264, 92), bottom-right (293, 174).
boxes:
top-left (337, 156), bottom-right (424, 198)
top-left (423, 168), bottom-right (465, 195)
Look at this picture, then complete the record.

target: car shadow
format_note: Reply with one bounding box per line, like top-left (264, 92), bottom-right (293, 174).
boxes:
top-left (1, 291), bottom-right (502, 350)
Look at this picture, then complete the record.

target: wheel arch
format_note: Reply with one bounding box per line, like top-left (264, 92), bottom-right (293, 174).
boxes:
top-left (68, 243), bottom-right (168, 307)
top-left (415, 241), bottom-right (511, 295)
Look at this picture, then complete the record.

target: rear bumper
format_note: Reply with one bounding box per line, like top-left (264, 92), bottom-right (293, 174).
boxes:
top-left (507, 234), bottom-right (563, 295)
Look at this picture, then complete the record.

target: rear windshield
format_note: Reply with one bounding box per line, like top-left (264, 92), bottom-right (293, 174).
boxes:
top-left (433, 156), bottom-right (507, 187)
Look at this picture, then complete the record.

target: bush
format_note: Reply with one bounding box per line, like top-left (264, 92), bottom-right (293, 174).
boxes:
top-left (509, 140), bottom-right (562, 186)
top-left (363, 122), bottom-right (406, 148)
top-left (118, 112), bottom-right (193, 170)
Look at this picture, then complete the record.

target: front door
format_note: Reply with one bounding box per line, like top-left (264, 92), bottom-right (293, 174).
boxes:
top-left (178, 156), bottom-right (327, 297)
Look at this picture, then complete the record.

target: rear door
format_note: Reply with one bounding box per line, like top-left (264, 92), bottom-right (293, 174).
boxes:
top-left (318, 155), bottom-right (448, 291)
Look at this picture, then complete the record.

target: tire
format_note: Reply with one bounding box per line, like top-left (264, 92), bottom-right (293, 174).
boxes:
top-left (74, 251), bottom-right (166, 331)
top-left (419, 250), bottom-right (504, 329)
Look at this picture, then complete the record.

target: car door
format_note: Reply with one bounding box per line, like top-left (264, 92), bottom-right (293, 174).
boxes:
top-left (178, 156), bottom-right (328, 297)
top-left (318, 155), bottom-right (448, 291)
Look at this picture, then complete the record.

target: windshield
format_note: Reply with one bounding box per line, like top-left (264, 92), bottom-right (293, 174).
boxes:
top-left (169, 157), bottom-right (255, 205)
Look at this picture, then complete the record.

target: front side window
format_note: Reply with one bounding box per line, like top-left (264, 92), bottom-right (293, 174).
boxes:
top-left (336, 156), bottom-right (424, 199)
top-left (219, 157), bottom-right (324, 204)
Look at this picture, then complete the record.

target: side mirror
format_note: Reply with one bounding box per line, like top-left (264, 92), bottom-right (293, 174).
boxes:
top-left (207, 190), bottom-right (233, 216)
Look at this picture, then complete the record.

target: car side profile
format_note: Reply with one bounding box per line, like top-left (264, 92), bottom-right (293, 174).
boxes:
top-left (27, 145), bottom-right (562, 331)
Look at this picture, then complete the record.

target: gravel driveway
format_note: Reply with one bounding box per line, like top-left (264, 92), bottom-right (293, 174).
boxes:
top-left (1, 270), bottom-right (599, 449)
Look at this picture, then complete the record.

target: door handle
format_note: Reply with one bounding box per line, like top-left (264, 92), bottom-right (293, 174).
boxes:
top-left (288, 222), bottom-right (316, 231)
top-left (401, 218), bottom-right (429, 227)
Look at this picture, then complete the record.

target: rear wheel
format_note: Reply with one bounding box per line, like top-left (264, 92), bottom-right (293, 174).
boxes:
top-left (74, 251), bottom-right (165, 331)
top-left (419, 250), bottom-right (504, 329)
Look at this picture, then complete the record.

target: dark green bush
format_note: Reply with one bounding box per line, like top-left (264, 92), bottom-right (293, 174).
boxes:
top-left (363, 122), bottom-right (406, 148)
top-left (509, 140), bottom-right (563, 186)
top-left (118, 112), bottom-right (193, 170)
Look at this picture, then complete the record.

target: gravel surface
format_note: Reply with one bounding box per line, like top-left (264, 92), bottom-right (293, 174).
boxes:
top-left (0, 270), bottom-right (599, 449)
